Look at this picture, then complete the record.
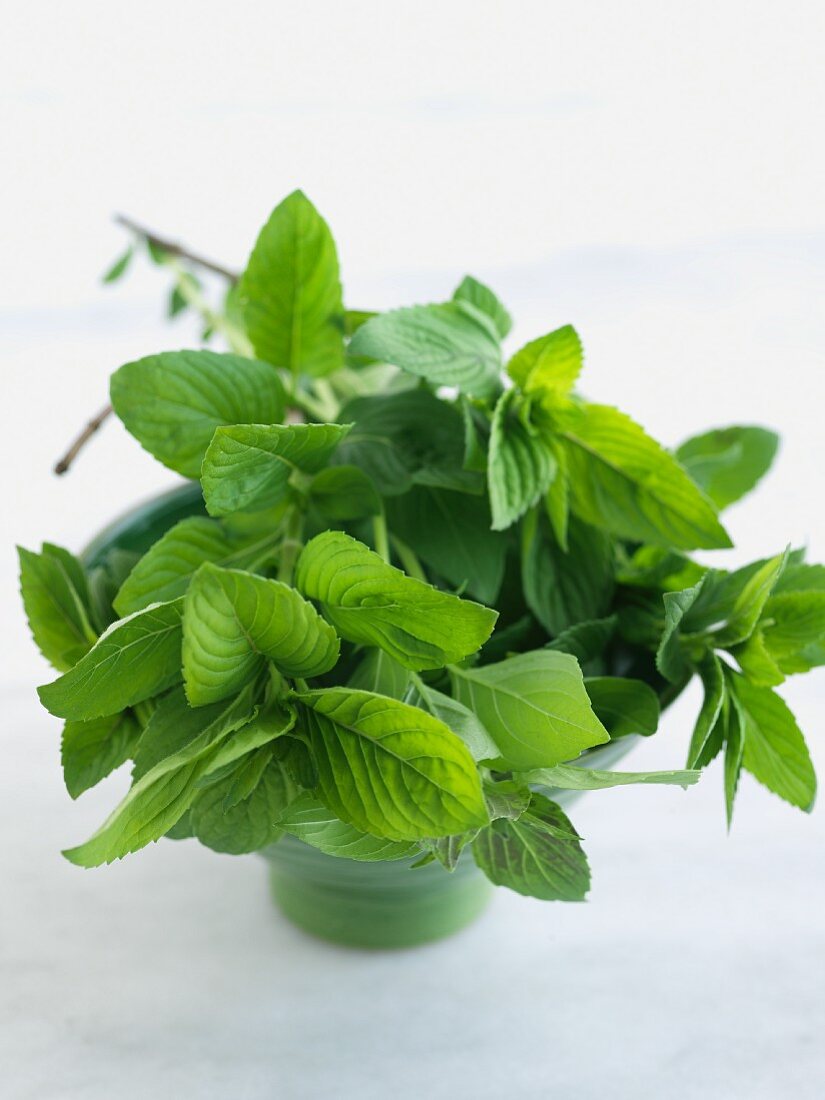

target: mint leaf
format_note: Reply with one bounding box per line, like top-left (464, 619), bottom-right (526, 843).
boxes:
top-left (114, 517), bottom-right (281, 616)
top-left (201, 422), bottom-right (351, 516)
top-left (507, 325), bottom-right (582, 403)
top-left (62, 712), bottom-right (141, 798)
top-left (525, 763), bottom-right (699, 790)
top-left (656, 576), bottom-right (708, 683)
top-left (295, 531), bottom-right (497, 670)
top-left (760, 592), bottom-right (825, 673)
top-left (544, 436), bottom-right (570, 549)
top-left (183, 564), bottom-right (339, 705)
top-left (385, 485), bottom-right (507, 604)
top-left (101, 245), bottom-right (134, 284)
top-left (405, 678), bottom-right (500, 763)
top-left (713, 550), bottom-right (788, 647)
top-left (38, 599), bottom-right (185, 721)
top-left (561, 403), bottom-right (732, 550)
top-left (295, 687), bottom-right (489, 841)
top-left (110, 351), bottom-right (285, 477)
top-left (731, 630), bottom-right (785, 686)
top-left (724, 690), bottom-right (746, 826)
top-left (238, 190), bottom-right (343, 377)
top-left (488, 389), bottom-right (557, 530)
top-left (348, 303), bottom-right (501, 398)
top-left (453, 276), bottom-right (512, 339)
top-left (546, 616), bottom-right (617, 666)
top-left (347, 649), bottom-right (410, 699)
top-left (686, 652), bottom-right (726, 768)
top-left (584, 677), bottom-right (660, 738)
top-left (450, 650), bottom-right (609, 769)
top-left (676, 425), bottom-right (779, 510)
top-left (19, 544), bottom-right (96, 671)
top-left (308, 466), bottom-right (381, 520)
top-left (275, 792), bottom-right (417, 860)
top-left (473, 793), bottom-right (589, 901)
top-left (191, 754), bottom-right (299, 854)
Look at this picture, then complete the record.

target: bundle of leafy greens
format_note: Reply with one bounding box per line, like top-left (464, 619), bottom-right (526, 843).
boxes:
top-left (20, 191), bottom-right (823, 903)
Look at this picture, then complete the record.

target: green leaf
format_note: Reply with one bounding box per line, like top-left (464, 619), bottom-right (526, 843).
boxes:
top-left (385, 485), bottom-right (507, 604)
top-left (724, 690), bottom-right (746, 826)
top-left (760, 592), bottom-right (825, 673)
top-left (521, 511), bottom-right (614, 636)
top-left (110, 351), bottom-right (286, 477)
top-left (132, 687), bottom-right (228, 780)
top-left (713, 550), bottom-right (788, 647)
top-left (450, 650), bottom-right (609, 769)
top-left (507, 325), bottom-right (583, 403)
top-left (19, 544), bottom-right (96, 671)
top-left (295, 531), bottom-right (497, 671)
top-left (38, 599), bottom-right (185, 721)
top-left (275, 792), bottom-right (417, 860)
top-left (773, 562), bottom-right (825, 595)
top-left (656, 576), bottom-right (708, 683)
top-left (472, 793), bottom-right (589, 901)
top-left (546, 616), bottom-right (617, 666)
top-left (561, 403), bottom-right (731, 550)
top-left (114, 517), bottom-right (281, 616)
top-left (347, 649), bottom-right (411, 700)
top-left (191, 754), bottom-right (299, 854)
top-left (405, 678), bottom-right (500, 763)
top-left (62, 712), bottom-right (142, 798)
top-left (483, 778), bottom-right (532, 821)
top-left (544, 436), bottom-right (570, 550)
top-left (676, 425), bottom-right (779, 510)
top-left (488, 390), bottom-right (557, 530)
top-left (348, 302), bottom-right (501, 398)
top-left (101, 244), bottom-right (134, 284)
top-left (201, 422), bottom-right (352, 516)
top-left (295, 687), bottom-right (489, 841)
top-left (63, 687), bottom-right (261, 867)
top-left (183, 564), bottom-right (339, 705)
top-left (525, 762), bottom-right (699, 790)
top-left (730, 676), bottom-right (817, 812)
top-left (308, 466), bottom-right (381, 520)
top-left (238, 190), bottom-right (344, 377)
top-left (686, 652), bottom-right (726, 768)
top-left (731, 630), bottom-right (785, 686)
top-left (584, 677), bottom-right (660, 738)
top-left (453, 275), bottom-right (512, 339)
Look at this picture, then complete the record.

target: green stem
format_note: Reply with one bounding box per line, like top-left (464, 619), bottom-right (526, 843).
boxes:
top-left (133, 700), bottom-right (155, 729)
top-left (372, 511), bottom-right (391, 563)
top-left (389, 534), bottom-right (426, 581)
top-left (277, 507), bottom-right (305, 585)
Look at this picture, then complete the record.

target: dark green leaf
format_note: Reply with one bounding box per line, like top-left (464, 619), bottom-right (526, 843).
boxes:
top-left (686, 652), bottom-right (726, 768)
top-left (62, 712), bottom-right (142, 798)
top-left (101, 245), bottom-right (134, 284)
top-left (19, 544), bottom-right (96, 671)
top-left (191, 755), bottom-right (299, 854)
top-left (308, 466), bottom-right (382, 520)
top-left (546, 616), bottom-right (617, 666)
top-left (584, 677), bottom-right (660, 738)
top-left (656, 576), bottom-right (708, 683)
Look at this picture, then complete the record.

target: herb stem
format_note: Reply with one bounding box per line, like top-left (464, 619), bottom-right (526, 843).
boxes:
top-left (389, 534), bottom-right (426, 581)
top-left (372, 512), bottom-right (391, 563)
top-left (277, 508), bottom-right (305, 585)
top-left (114, 214), bottom-right (240, 283)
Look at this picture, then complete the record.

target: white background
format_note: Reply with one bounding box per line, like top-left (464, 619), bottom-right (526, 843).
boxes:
top-left (2, 3), bottom-right (824, 1097)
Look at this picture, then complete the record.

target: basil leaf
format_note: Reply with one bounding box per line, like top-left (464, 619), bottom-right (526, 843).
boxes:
top-left (308, 466), bottom-right (382, 520)
top-left (296, 531), bottom-right (497, 670)
top-left (201, 422), bottom-right (352, 516)
top-left (405, 678), bottom-right (500, 763)
top-left (488, 389), bottom-right (557, 530)
top-left (385, 485), bottom-right (507, 605)
top-left (449, 650), bottom-right (609, 769)
top-left (473, 793), bottom-right (589, 901)
top-left (183, 564), bottom-right (339, 705)
top-left (238, 190), bottom-right (344, 377)
top-left (110, 351), bottom-right (286, 477)
top-left (276, 792), bottom-right (417, 861)
top-left (19, 544), bottom-right (96, 671)
top-left (676, 425), bottom-right (779, 510)
top-left (347, 649), bottom-right (411, 699)
top-left (62, 712), bottom-right (142, 798)
top-left (584, 677), bottom-right (660, 738)
top-left (546, 616), bottom-right (618, 666)
top-left (561, 403), bottom-right (732, 550)
top-left (348, 302), bottom-right (501, 398)
top-left (525, 763), bottom-right (699, 790)
top-left (295, 687), bottom-right (489, 841)
top-left (191, 755), bottom-right (299, 854)
top-left (114, 517), bottom-right (281, 616)
top-left (38, 599), bottom-right (185, 721)
top-left (507, 325), bottom-right (583, 403)
top-left (453, 275), bottom-right (512, 339)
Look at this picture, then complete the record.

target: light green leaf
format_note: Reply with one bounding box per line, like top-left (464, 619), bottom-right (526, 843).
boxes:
top-left (238, 190), bottom-right (344, 377)
top-left (19, 544), bottom-right (96, 671)
top-left (713, 550), bottom-right (788, 647)
top-left (191, 755), bottom-right (299, 854)
top-left (507, 325), bottom-right (583, 403)
top-left (522, 511), bottom-right (614, 636)
top-left (584, 677), bottom-right (660, 738)
top-left (385, 485), bottom-right (507, 604)
top-left (482, 778), bottom-right (532, 821)
top-left (473, 793), bottom-right (589, 901)
top-left (295, 687), bottom-right (489, 841)
top-left (450, 650), bottom-right (609, 769)
top-left (731, 676), bottom-right (817, 812)
top-left (656, 576), bottom-right (708, 683)
top-left (275, 792), bottom-right (417, 860)
top-left (525, 762), bottom-right (699, 790)
top-left (110, 350), bottom-right (286, 477)
top-left (62, 712), bottom-right (142, 798)
top-left (101, 244), bottom-right (134, 284)
top-left (760, 592), bottom-right (825, 673)
top-left (686, 652), bottom-right (726, 768)
top-left (201, 422), bottom-right (352, 516)
top-left (773, 562), bottom-right (825, 595)
top-left (183, 563), bottom-right (339, 705)
top-left (732, 630), bottom-right (785, 686)
top-left (676, 425), bottom-right (779, 510)
top-left (561, 403), bottom-right (731, 550)
top-left (114, 517), bottom-right (281, 616)
top-left (308, 466), bottom-right (381, 520)
top-left (295, 531), bottom-right (497, 670)
top-left (453, 275), bottom-right (512, 339)
top-left (348, 302), bottom-right (501, 398)
top-left (488, 389), bottom-right (557, 530)
top-left (38, 599), bottom-right (185, 721)
top-left (406, 677), bottom-right (500, 763)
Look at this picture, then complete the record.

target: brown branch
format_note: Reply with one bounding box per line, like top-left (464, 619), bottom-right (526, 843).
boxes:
top-left (114, 214), bottom-right (240, 283)
top-left (54, 403), bottom-right (114, 475)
